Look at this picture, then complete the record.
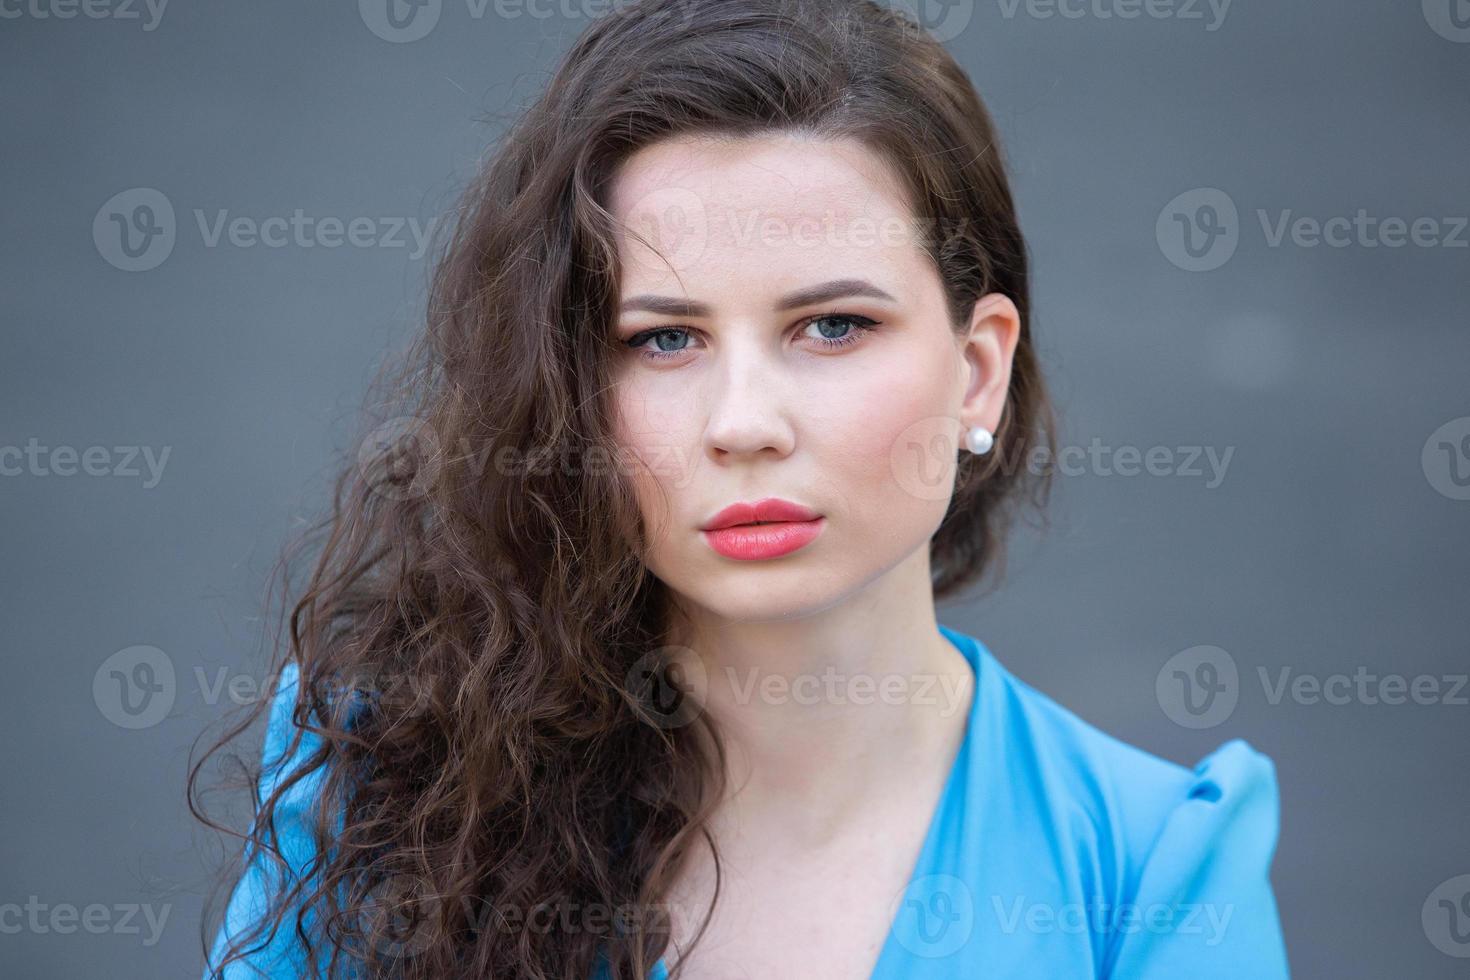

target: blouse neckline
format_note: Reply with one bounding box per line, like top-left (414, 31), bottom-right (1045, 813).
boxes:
top-left (653, 623), bottom-right (983, 980)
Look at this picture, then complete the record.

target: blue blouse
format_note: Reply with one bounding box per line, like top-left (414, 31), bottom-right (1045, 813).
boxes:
top-left (207, 623), bottom-right (1290, 978)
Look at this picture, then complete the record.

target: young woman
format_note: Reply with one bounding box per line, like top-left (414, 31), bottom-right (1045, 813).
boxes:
top-left (194, 0), bottom-right (1289, 977)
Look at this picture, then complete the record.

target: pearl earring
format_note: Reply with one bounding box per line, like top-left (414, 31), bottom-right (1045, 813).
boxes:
top-left (964, 425), bottom-right (994, 455)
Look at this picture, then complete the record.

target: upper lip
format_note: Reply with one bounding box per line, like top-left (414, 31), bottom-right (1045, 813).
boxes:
top-left (701, 497), bottom-right (822, 531)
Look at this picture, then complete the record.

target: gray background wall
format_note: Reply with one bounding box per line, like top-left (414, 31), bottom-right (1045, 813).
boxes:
top-left (3, 1), bottom-right (1467, 977)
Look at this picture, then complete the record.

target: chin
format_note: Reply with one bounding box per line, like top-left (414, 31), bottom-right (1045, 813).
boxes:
top-left (659, 552), bottom-right (875, 626)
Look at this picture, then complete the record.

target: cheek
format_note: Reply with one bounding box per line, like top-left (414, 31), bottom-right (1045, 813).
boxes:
top-left (805, 349), bottom-right (960, 534)
top-left (611, 379), bottom-right (699, 524)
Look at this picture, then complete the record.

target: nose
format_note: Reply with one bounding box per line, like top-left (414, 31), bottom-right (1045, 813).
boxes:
top-left (701, 335), bottom-right (797, 462)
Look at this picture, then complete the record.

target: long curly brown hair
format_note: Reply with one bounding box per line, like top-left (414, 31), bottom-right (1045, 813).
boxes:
top-left (190, 0), bottom-right (1056, 976)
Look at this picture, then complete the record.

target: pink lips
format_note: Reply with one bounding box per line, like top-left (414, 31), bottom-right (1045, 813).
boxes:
top-left (700, 497), bottom-right (825, 560)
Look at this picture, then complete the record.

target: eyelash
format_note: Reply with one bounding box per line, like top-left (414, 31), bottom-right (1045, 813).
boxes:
top-left (623, 313), bottom-right (881, 362)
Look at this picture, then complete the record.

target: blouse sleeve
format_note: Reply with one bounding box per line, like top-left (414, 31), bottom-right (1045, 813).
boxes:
top-left (1102, 738), bottom-right (1290, 979)
top-left (203, 661), bottom-right (335, 979)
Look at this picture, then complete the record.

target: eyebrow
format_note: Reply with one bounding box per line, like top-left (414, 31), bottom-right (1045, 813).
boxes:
top-left (618, 278), bottom-right (898, 318)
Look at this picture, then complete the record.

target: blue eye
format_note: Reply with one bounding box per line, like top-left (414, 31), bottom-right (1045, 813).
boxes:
top-left (627, 328), bottom-right (695, 360)
top-left (800, 314), bottom-right (878, 348)
top-left (624, 313), bottom-right (880, 362)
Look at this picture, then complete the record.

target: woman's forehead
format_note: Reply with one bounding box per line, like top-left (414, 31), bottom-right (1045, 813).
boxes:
top-left (610, 133), bottom-right (914, 230)
top-left (610, 136), bottom-right (927, 295)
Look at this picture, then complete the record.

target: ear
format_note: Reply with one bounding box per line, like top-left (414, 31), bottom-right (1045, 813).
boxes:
top-left (957, 293), bottom-right (1021, 435)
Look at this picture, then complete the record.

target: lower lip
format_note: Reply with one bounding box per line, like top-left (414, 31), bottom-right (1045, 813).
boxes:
top-left (701, 518), bottom-right (826, 560)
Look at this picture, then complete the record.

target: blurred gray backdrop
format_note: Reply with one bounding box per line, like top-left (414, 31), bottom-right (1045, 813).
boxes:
top-left (3, 1), bottom-right (1468, 977)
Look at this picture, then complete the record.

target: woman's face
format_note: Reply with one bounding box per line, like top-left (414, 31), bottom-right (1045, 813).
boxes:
top-left (607, 133), bottom-right (1017, 624)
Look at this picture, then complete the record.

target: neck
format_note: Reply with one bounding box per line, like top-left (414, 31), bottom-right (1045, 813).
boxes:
top-left (665, 550), bottom-right (976, 846)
